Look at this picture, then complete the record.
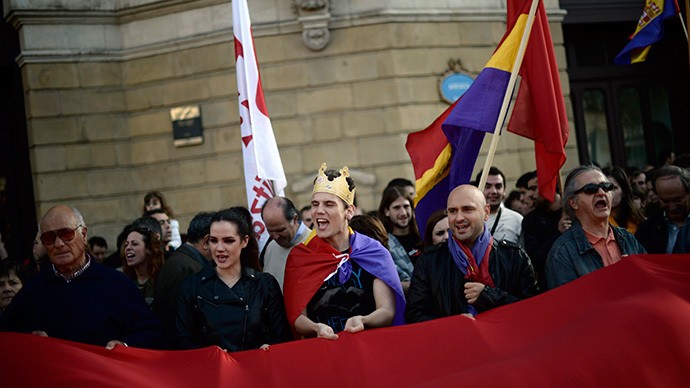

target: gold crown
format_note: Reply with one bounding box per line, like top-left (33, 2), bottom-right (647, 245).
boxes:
top-left (312, 163), bottom-right (356, 206)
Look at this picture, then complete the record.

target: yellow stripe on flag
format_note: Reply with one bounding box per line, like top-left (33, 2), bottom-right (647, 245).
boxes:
top-left (414, 144), bottom-right (452, 206)
top-left (631, 46), bottom-right (652, 63)
top-left (485, 14), bottom-right (528, 72)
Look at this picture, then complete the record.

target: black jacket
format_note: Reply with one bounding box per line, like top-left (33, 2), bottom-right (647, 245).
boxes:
top-left (521, 207), bottom-right (562, 291)
top-left (173, 265), bottom-right (292, 351)
top-left (405, 240), bottom-right (539, 324)
top-left (153, 243), bottom-right (209, 336)
top-left (635, 212), bottom-right (669, 254)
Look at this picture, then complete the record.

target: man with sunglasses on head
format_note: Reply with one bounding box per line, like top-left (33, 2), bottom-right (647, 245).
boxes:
top-left (0, 205), bottom-right (166, 349)
top-left (546, 165), bottom-right (646, 290)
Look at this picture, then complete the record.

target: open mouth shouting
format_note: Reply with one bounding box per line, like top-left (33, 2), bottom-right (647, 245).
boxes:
top-left (125, 251), bottom-right (138, 265)
top-left (316, 218), bottom-right (329, 232)
top-left (594, 197), bottom-right (609, 212)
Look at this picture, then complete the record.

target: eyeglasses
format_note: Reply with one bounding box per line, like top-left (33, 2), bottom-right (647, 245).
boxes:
top-left (574, 182), bottom-right (615, 195)
top-left (40, 225), bottom-right (83, 245)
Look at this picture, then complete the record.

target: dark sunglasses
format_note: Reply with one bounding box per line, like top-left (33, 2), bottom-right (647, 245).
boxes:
top-left (574, 181), bottom-right (615, 195)
top-left (40, 225), bottom-right (82, 245)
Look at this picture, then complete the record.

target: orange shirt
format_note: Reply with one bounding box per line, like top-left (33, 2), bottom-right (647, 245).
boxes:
top-left (608, 216), bottom-right (638, 235)
top-left (583, 227), bottom-right (622, 267)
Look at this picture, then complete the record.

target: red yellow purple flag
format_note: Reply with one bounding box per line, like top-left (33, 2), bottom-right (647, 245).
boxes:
top-left (406, 2), bottom-right (534, 235)
top-left (506, 0), bottom-right (569, 202)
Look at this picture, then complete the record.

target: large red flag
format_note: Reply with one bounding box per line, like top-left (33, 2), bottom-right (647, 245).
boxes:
top-left (2, 255), bottom-right (690, 386)
top-left (233, 0), bottom-right (287, 248)
top-left (507, 0), bottom-right (569, 202)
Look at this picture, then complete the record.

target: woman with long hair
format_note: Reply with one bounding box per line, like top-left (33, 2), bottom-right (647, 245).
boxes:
top-left (602, 166), bottom-right (645, 234)
top-left (423, 209), bottom-right (449, 247)
top-left (174, 207), bottom-right (291, 351)
top-left (121, 225), bottom-right (164, 307)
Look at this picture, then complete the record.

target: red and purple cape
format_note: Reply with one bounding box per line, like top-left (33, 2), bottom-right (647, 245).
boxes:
top-left (283, 230), bottom-right (406, 331)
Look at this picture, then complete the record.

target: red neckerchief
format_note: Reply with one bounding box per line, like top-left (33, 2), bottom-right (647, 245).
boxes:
top-left (457, 238), bottom-right (495, 287)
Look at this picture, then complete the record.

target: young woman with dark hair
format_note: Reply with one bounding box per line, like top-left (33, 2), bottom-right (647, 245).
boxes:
top-left (423, 209), bottom-right (449, 247)
top-left (602, 166), bottom-right (646, 234)
top-left (173, 206), bottom-right (291, 351)
top-left (122, 225), bottom-right (164, 307)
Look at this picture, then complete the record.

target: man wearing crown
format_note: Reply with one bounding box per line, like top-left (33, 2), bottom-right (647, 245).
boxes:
top-left (283, 164), bottom-right (406, 339)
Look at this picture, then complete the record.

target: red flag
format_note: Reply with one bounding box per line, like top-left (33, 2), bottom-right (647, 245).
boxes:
top-left (507, 0), bottom-right (569, 202)
top-left (233, 0), bottom-right (287, 248)
top-left (3, 255), bottom-right (690, 386)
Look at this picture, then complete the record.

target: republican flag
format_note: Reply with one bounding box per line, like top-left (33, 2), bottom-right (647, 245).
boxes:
top-left (506, 0), bottom-right (569, 202)
top-left (233, 0), bottom-right (287, 249)
top-left (406, 102), bottom-right (456, 237)
top-left (406, 2), bottom-right (536, 236)
top-left (614, 0), bottom-right (681, 65)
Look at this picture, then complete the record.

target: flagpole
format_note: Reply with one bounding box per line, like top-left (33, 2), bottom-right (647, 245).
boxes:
top-left (686, 0), bottom-right (690, 70)
top-left (678, 1), bottom-right (688, 40)
top-left (478, 0), bottom-right (541, 190)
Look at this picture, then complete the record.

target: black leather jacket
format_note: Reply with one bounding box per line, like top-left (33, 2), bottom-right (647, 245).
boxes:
top-left (406, 240), bottom-right (539, 323)
top-left (173, 265), bottom-right (292, 351)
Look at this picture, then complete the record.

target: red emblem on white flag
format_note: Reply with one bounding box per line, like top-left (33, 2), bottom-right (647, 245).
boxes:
top-left (233, 0), bottom-right (287, 249)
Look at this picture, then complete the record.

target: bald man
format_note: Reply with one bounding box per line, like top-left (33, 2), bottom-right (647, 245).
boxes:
top-left (0, 205), bottom-right (166, 349)
top-left (406, 185), bottom-right (539, 323)
top-left (260, 197), bottom-right (311, 290)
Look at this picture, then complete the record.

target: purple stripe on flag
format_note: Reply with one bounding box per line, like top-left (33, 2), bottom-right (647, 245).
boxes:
top-left (415, 175), bottom-right (451, 239)
top-left (443, 67), bottom-right (512, 135)
top-left (442, 67), bottom-right (511, 187)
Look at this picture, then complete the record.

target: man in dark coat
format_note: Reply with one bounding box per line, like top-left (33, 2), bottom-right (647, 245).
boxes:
top-left (153, 211), bottom-right (214, 335)
top-left (406, 185), bottom-right (539, 323)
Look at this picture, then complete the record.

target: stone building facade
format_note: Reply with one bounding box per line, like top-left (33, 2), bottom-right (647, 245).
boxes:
top-left (5, 0), bottom-right (576, 244)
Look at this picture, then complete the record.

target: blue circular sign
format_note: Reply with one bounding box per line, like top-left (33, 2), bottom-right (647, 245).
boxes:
top-left (440, 73), bottom-right (474, 104)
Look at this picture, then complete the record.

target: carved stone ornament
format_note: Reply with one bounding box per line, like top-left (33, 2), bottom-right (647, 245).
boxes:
top-left (294, 0), bottom-right (331, 51)
top-left (302, 28), bottom-right (330, 51)
top-left (295, 0), bottom-right (328, 11)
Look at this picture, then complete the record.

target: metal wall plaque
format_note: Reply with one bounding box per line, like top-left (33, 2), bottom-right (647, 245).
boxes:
top-left (170, 105), bottom-right (204, 147)
top-left (439, 73), bottom-right (474, 104)
top-left (438, 59), bottom-right (475, 104)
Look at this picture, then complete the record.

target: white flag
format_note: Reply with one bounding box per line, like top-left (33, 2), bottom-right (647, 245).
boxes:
top-left (233, 0), bottom-right (287, 249)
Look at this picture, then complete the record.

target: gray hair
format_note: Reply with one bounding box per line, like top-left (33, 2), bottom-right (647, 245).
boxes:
top-left (563, 164), bottom-right (604, 220)
top-left (71, 206), bottom-right (85, 227)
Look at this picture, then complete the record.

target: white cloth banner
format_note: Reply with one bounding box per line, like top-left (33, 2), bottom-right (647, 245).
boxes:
top-left (232, 0), bottom-right (287, 249)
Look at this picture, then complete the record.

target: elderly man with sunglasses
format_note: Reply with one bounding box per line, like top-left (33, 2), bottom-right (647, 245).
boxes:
top-left (545, 165), bottom-right (646, 290)
top-left (0, 205), bottom-right (166, 349)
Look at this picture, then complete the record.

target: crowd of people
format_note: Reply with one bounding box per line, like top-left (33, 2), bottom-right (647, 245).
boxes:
top-left (0, 156), bottom-right (689, 353)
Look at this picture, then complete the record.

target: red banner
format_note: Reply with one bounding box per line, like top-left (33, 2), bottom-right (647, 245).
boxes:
top-left (2, 254), bottom-right (690, 386)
